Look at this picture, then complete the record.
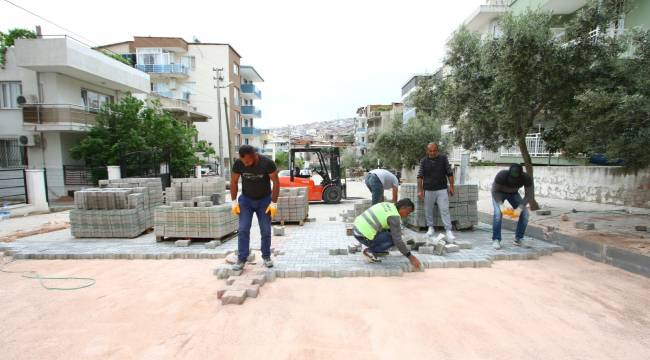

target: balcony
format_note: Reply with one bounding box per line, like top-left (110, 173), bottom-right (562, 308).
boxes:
top-left (240, 83), bottom-right (262, 100)
top-left (464, 2), bottom-right (509, 32)
top-left (22, 104), bottom-right (97, 132)
top-left (149, 95), bottom-right (209, 123)
top-left (500, 133), bottom-right (559, 158)
top-left (356, 127), bottom-right (367, 133)
top-left (135, 63), bottom-right (189, 77)
top-left (241, 105), bottom-right (262, 118)
top-left (241, 127), bottom-right (261, 135)
top-left (14, 37), bottom-right (149, 93)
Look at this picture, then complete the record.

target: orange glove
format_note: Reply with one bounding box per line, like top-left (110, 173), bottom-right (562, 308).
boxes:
top-left (231, 201), bottom-right (240, 216)
top-left (266, 202), bottom-right (277, 218)
top-left (501, 207), bottom-right (518, 219)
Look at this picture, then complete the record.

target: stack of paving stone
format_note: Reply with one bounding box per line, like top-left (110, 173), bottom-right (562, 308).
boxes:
top-left (70, 187), bottom-right (152, 238)
top-left (274, 187), bottom-right (309, 223)
top-left (98, 177), bottom-right (164, 229)
top-left (353, 199), bottom-right (372, 216)
top-left (165, 177), bottom-right (227, 205)
top-left (400, 183), bottom-right (479, 230)
top-left (154, 198), bottom-right (238, 239)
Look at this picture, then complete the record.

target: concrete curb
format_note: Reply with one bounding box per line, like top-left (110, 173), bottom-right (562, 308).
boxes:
top-left (479, 211), bottom-right (650, 277)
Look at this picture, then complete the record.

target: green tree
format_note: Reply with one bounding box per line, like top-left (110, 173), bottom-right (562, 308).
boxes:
top-left (0, 28), bottom-right (36, 68)
top-left (418, 2), bottom-right (628, 209)
top-left (544, 28), bottom-right (650, 170)
top-left (274, 151), bottom-right (289, 170)
top-left (70, 95), bottom-right (214, 178)
top-left (371, 113), bottom-right (443, 170)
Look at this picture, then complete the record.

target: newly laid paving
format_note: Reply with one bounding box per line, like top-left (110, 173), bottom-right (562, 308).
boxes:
top-left (1, 219), bottom-right (561, 279)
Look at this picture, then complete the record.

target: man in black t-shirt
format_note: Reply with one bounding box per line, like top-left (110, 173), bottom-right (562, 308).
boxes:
top-left (491, 164), bottom-right (534, 250)
top-left (230, 145), bottom-right (280, 270)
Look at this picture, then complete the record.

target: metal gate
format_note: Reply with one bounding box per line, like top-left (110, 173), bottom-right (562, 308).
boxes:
top-left (0, 168), bottom-right (27, 205)
top-left (120, 149), bottom-right (171, 188)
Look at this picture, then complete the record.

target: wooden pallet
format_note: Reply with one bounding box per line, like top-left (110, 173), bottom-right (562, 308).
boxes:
top-left (155, 231), bottom-right (238, 243)
top-left (271, 219), bottom-right (305, 226)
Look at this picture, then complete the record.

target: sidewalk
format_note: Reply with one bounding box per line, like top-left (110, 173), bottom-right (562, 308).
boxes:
top-left (478, 190), bottom-right (650, 276)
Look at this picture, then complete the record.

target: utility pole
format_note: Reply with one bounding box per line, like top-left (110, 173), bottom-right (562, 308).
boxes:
top-left (213, 67), bottom-right (225, 178)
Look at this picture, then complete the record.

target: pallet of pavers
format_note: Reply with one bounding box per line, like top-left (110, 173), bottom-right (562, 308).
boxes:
top-left (273, 187), bottom-right (309, 225)
top-left (98, 177), bottom-right (164, 229)
top-left (165, 177), bottom-right (227, 205)
top-left (400, 183), bottom-right (478, 230)
top-left (70, 187), bottom-right (151, 238)
top-left (154, 197), bottom-right (238, 241)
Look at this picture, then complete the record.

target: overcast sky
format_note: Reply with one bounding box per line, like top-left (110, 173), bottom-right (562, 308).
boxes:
top-left (2, 0), bottom-right (483, 127)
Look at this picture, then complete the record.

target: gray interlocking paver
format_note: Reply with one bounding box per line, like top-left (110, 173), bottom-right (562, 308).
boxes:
top-left (1, 216), bottom-right (561, 279)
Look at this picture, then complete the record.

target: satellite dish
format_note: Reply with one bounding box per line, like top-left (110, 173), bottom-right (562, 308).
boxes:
top-left (19, 135), bottom-right (29, 145)
top-left (16, 96), bottom-right (26, 105)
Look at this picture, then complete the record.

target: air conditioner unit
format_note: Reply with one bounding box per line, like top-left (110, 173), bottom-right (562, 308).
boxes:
top-left (18, 134), bottom-right (42, 147)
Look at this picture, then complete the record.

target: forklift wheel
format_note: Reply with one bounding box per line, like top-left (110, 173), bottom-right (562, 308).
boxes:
top-left (322, 186), bottom-right (342, 204)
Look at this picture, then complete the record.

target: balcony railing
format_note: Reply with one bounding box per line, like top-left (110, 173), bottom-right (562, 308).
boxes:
top-left (241, 83), bottom-right (262, 99)
top-left (135, 63), bottom-right (189, 76)
top-left (356, 127), bottom-right (367, 133)
top-left (500, 133), bottom-right (559, 158)
top-left (241, 105), bottom-right (262, 118)
top-left (22, 104), bottom-right (97, 128)
top-left (241, 127), bottom-right (261, 135)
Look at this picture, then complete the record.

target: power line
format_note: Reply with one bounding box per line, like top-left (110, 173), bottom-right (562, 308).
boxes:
top-left (1, 0), bottom-right (100, 46)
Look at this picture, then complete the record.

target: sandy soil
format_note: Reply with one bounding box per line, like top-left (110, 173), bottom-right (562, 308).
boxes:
top-left (1, 252), bottom-right (649, 360)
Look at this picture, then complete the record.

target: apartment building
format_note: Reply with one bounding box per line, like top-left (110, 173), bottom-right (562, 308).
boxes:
top-left (239, 65), bottom-right (264, 151)
top-left (0, 36), bottom-right (150, 199)
top-left (353, 116), bottom-right (368, 156)
top-left (400, 73), bottom-right (434, 124)
top-left (356, 103), bottom-right (403, 148)
top-left (99, 37), bottom-right (263, 173)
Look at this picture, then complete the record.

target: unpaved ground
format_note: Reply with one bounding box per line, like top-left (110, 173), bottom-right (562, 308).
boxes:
top-left (1, 253), bottom-right (649, 360)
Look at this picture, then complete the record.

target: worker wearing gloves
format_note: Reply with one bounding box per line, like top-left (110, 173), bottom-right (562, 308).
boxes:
top-left (491, 164), bottom-right (534, 249)
top-left (364, 168), bottom-right (399, 205)
top-left (353, 199), bottom-right (422, 270)
top-left (230, 145), bottom-right (280, 270)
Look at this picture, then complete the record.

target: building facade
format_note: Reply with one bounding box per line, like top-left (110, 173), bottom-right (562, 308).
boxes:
top-left (401, 74), bottom-right (433, 124)
top-left (357, 103), bottom-right (403, 148)
top-left (100, 37), bottom-right (262, 173)
top-left (0, 36), bottom-right (150, 199)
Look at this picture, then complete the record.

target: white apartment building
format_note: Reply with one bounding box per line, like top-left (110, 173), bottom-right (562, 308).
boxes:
top-left (400, 73), bottom-right (433, 124)
top-left (353, 116), bottom-right (368, 156)
top-left (357, 103), bottom-right (403, 148)
top-left (100, 37), bottom-right (263, 173)
top-left (0, 36), bottom-right (150, 199)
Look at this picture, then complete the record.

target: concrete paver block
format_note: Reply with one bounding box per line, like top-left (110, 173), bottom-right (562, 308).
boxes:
top-left (204, 240), bottom-right (221, 249)
top-left (419, 246), bottom-right (434, 255)
top-left (273, 226), bottom-right (285, 236)
top-left (219, 289), bottom-right (247, 305)
top-left (575, 222), bottom-right (596, 230)
top-left (536, 210), bottom-right (552, 216)
top-left (175, 239), bottom-right (191, 247)
top-left (445, 244), bottom-right (460, 253)
top-left (455, 241), bottom-right (472, 249)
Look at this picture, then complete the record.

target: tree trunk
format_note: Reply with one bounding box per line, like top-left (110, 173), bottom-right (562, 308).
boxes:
top-left (517, 134), bottom-right (540, 211)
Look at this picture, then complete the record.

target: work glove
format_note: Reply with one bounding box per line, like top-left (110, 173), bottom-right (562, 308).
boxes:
top-left (266, 202), bottom-right (278, 219)
top-left (231, 201), bottom-right (240, 216)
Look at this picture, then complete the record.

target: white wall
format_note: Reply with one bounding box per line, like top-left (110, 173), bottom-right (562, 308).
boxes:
top-left (463, 165), bottom-right (650, 208)
top-left (189, 44), bottom-right (232, 163)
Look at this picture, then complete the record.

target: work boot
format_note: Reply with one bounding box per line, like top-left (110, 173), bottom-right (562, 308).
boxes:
top-left (492, 240), bottom-right (502, 250)
top-left (445, 230), bottom-right (456, 243)
top-left (362, 249), bottom-right (381, 263)
top-left (425, 227), bottom-right (435, 237)
top-left (263, 257), bottom-right (274, 268)
top-left (232, 261), bottom-right (246, 271)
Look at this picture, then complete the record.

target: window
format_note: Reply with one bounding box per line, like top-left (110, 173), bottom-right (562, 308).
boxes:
top-left (235, 112), bottom-right (241, 129)
top-left (1, 82), bottom-right (22, 109)
top-left (233, 63), bottom-right (239, 76)
top-left (244, 138), bottom-right (249, 145)
top-left (81, 89), bottom-right (113, 112)
top-left (234, 87), bottom-right (240, 106)
top-left (189, 56), bottom-right (196, 70)
top-left (0, 138), bottom-right (25, 167)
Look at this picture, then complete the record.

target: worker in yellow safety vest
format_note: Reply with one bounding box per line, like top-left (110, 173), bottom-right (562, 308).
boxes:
top-left (353, 199), bottom-right (422, 270)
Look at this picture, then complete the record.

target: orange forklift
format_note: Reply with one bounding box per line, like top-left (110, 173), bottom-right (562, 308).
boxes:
top-left (278, 147), bottom-right (347, 203)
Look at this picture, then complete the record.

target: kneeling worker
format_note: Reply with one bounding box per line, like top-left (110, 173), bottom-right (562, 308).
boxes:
top-left (353, 199), bottom-right (422, 270)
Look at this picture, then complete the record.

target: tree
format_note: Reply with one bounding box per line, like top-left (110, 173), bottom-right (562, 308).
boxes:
top-left (70, 95), bottom-right (215, 178)
top-left (0, 28), bottom-right (36, 68)
top-left (422, 1), bottom-right (629, 210)
top-left (371, 113), bottom-right (444, 170)
top-left (543, 28), bottom-right (650, 171)
top-left (274, 151), bottom-right (289, 170)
